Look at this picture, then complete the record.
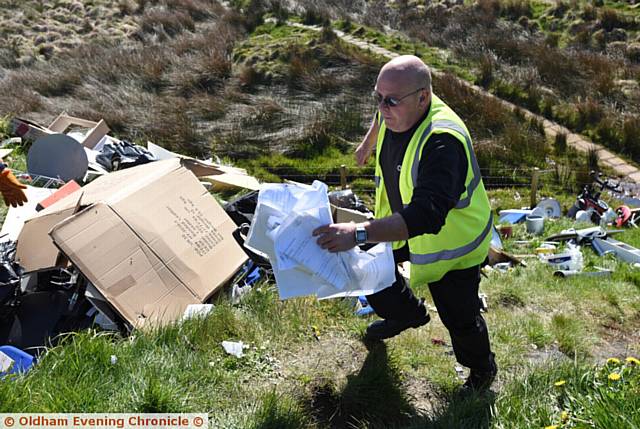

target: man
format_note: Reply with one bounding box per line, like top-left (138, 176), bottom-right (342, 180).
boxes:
top-left (312, 55), bottom-right (496, 391)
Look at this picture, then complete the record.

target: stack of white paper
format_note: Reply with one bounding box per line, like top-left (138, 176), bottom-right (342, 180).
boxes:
top-left (245, 181), bottom-right (396, 299)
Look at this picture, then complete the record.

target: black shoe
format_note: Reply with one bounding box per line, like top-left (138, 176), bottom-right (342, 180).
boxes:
top-left (461, 354), bottom-right (497, 393)
top-left (364, 300), bottom-right (430, 341)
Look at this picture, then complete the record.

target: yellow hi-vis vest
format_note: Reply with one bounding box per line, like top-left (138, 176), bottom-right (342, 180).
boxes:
top-left (374, 94), bottom-right (493, 285)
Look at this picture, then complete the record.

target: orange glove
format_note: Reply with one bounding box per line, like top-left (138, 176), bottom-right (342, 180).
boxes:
top-left (0, 168), bottom-right (27, 207)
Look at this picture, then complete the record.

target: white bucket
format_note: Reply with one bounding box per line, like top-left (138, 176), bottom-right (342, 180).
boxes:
top-left (525, 214), bottom-right (544, 235)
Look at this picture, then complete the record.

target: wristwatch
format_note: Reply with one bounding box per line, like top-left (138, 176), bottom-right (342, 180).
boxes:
top-left (354, 225), bottom-right (368, 245)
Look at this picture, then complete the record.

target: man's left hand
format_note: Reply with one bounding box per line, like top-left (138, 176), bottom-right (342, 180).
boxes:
top-left (312, 223), bottom-right (357, 253)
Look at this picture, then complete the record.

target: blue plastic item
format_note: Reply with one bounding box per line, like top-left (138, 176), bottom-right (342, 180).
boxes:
top-left (355, 296), bottom-right (375, 316)
top-left (0, 345), bottom-right (35, 376)
top-left (498, 212), bottom-right (528, 224)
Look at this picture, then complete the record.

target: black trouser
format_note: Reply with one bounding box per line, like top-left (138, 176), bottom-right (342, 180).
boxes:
top-left (366, 264), bottom-right (494, 372)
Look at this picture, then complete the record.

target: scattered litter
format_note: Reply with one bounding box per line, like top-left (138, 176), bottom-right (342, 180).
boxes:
top-left (592, 237), bottom-right (640, 264)
top-left (35, 180), bottom-right (81, 212)
top-left (431, 338), bottom-right (447, 346)
top-left (110, 355), bottom-right (118, 365)
top-left (0, 345), bottom-right (35, 376)
top-left (0, 186), bottom-right (56, 243)
top-left (490, 225), bottom-right (503, 249)
top-left (553, 268), bottom-right (612, 278)
top-left (221, 341), bottom-right (247, 358)
top-left (541, 242), bottom-right (583, 271)
top-left (497, 225), bottom-right (512, 239)
top-left (27, 134), bottom-right (89, 182)
top-left (454, 365), bottom-right (466, 380)
top-left (534, 198), bottom-right (561, 218)
top-left (479, 293), bottom-right (488, 312)
top-left (488, 246), bottom-right (525, 267)
top-left (95, 140), bottom-right (157, 172)
top-left (535, 243), bottom-right (557, 255)
top-left (498, 209), bottom-right (531, 224)
top-left (355, 296), bottom-right (375, 316)
top-left (328, 189), bottom-right (370, 214)
top-left (525, 214), bottom-right (544, 235)
top-left (493, 262), bottom-right (511, 272)
top-left (182, 304), bottom-right (215, 320)
top-left (230, 260), bottom-right (263, 304)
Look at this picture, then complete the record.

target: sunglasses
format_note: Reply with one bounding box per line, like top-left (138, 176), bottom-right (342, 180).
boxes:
top-left (372, 87), bottom-right (425, 107)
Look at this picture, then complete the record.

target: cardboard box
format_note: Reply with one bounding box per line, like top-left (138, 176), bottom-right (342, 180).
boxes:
top-left (17, 159), bottom-right (247, 328)
top-left (10, 113), bottom-right (109, 149)
top-left (331, 204), bottom-right (373, 224)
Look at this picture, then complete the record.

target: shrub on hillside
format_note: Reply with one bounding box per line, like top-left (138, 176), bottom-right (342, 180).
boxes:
top-left (137, 8), bottom-right (195, 39)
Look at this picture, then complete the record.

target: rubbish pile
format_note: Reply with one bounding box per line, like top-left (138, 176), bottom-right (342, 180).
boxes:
top-left (494, 171), bottom-right (640, 280)
top-left (0, 113), bottom-right (268, 374)
top-left (0, 113), bottom-right (381, 375)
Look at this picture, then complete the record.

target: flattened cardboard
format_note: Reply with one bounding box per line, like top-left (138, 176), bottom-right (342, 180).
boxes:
top-left (47, 159), bottom-right (247, 327)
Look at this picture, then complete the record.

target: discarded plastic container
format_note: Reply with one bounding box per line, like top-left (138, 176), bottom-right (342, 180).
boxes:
top-left (0, 345), bottom-right (35, 376)
top-left (525, 215), bottom-right (544, 235)
top-left (543, 243), bottom-right (583, 271)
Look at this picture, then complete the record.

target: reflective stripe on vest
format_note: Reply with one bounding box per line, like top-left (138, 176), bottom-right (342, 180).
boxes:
top-left (410, 120), bottom-right (482, 209)
top-left (410, 212), bottom-right (493, 265)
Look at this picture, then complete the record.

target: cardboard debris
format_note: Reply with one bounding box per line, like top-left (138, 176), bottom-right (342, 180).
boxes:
top-left (487, 246), bottom-right (525, 267)
top-left (48, 113), bottom-right (110, 149)
top-left (147, 141), bottom-right (260, 191)
top-left (35, 180), bottom-right (81, 212)
top-left (10, 113), bottom-right (109, 149)
top-left (44, 159), bottom-right (246, 328)
top-left (0, 186), bottom-right (56, 243)
top-left (331, 204), bottom-right (372, 224)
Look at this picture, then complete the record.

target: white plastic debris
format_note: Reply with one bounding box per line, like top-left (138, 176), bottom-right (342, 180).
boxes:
top-left (542, 242), bottom-right (584, 271)
top-left (221, 341), bottom-right (247, 358)
top-left (182, 304), bottom-right (214, 320)
top-left (110, 355), bottom-right (118, 365)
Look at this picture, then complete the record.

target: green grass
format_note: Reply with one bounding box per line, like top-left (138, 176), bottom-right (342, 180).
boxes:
top-left (1, 157), bottom-right (639, 427)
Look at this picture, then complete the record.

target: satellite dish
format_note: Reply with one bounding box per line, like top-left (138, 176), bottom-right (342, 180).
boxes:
top-left (27, 134), bottom-right (89, 182)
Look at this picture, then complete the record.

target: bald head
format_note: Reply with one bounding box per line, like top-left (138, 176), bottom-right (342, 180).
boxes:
top-left (378, 55), bottom-right (432, 94)
top-left (374, 55), bottom-right (432, 132)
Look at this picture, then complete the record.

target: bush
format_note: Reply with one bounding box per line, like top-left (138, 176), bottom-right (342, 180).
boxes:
top-left (575, 98), bottom-right (604, 132)
top-left (500, 0), bottom-right (533, 20)
top-left (599, 8), bottom-right (626, 32)
top-left (138, 8), bottom-right (195, 38)
top-left (554, 132), bottom-right (567, 156)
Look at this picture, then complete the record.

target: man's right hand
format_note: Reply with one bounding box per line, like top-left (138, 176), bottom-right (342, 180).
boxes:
top-left (0, 169), bottom-right (27, 207)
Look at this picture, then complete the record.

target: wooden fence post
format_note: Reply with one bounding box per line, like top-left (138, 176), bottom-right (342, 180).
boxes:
top-left (530, 167), bottom-right (540, 209)
top-left (340, 164), bottom-right (347, 189)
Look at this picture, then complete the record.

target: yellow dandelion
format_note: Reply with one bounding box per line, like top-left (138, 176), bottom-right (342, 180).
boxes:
top-left (544, 425), bottom-right (559, 429)
top-left (561, 410), bottom-right (569, 422)
top-left (607, 357), bottom-right (620, 365)
top-left (608, 372), bottom-right (621, 381)
top-left (626, 357), bottom-right (640, 366)
top-left (554, 380), bottom-right (566, 387)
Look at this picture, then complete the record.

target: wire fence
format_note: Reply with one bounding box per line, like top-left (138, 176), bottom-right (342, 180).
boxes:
top-left (260, 164), bottom-right (602, 196)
